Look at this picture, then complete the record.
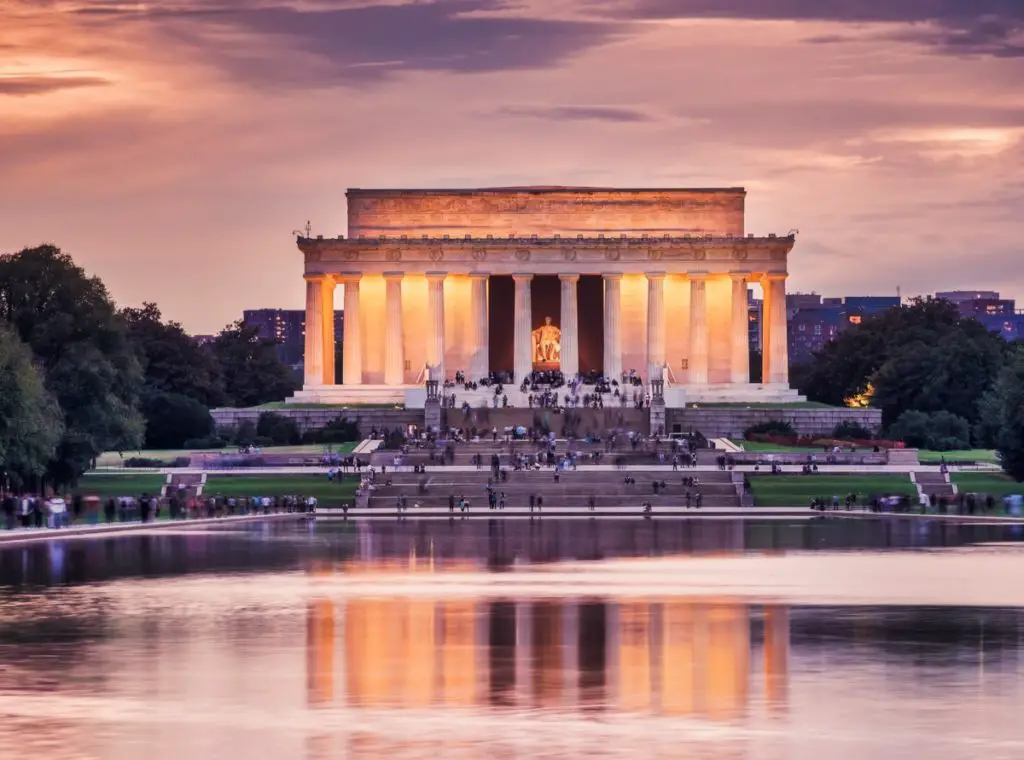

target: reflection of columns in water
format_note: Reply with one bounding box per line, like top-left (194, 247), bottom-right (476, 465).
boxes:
top-left (531, 600), bottom-right (563, 708)
top-left (763, 605), bottom-right (790, 711)
top-left (617, 601), bottom-right (652, 712)
top-left (440, 600), bottom-right (477, 706)
top-left (578, 601), bottom-right (607, 710)
top-left (306, 599), bottom-right (335, 706)
top-left (488, 600), bottom-right (516, 706)
top-left (515, 600), bottom-right (532, 708)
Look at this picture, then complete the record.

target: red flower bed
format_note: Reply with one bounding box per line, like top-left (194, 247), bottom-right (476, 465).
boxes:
top-left (746, 433), bottom-right (904, 449)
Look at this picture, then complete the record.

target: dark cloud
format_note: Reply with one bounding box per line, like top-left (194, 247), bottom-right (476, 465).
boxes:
top-left (70, 0), bottom-right (629, 86)
top-left (616, 0), bottom-right (1024, 58)
top-left (495, 104), bottom-right (653, 122)
top-left (0, 75), bottom-right (109, 96)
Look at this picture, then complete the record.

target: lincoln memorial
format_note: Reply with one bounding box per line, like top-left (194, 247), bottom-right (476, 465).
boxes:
top-left (291, 186), bottom-right (802, 406)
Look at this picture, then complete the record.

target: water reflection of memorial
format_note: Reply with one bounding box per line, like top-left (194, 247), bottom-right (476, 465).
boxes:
top-left (305, 563), bottom-right (790, 718)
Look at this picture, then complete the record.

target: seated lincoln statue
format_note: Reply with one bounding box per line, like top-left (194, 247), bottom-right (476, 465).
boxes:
top-left (533, 316), bottom-right (561, 365)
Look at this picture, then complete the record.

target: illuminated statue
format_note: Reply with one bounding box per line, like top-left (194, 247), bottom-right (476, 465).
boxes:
top-left (532, 316), bottom-right (561, 365)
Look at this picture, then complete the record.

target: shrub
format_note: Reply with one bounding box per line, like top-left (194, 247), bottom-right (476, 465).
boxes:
top-left (887, 409), bottom-right (970, 451)
top-left (232, 420), bottom-right (258, 446)
top-left (182, 436), bottom-right (227, 449)
top-left (124, 457), bottom-right (166, 468)
top-left (744, 420), bottom-right (796, 438)
top-left (302, 417), bottom-right (360, 444)
top-left (833, 421), bottom-right (875, 440)
top-left (256, 412), bottom-right (301, 446)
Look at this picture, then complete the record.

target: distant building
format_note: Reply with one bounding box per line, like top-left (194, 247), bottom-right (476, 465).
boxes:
top-left (243, 308), bottom-right (344, 366)
top-left (936, 290), bottom-right (1000, 304)
top-left (785, 294), bottom-right (900, 364)
top-left (937, 291), bottom-right (1024, 341)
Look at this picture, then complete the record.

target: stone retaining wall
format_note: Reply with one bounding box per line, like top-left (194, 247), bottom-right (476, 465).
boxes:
top-left (211, 407), bottom-right (424, 434)
top-left (667, 407), bottom-right (881, 438)
top-left (211, 405), bottom-right (879, 439)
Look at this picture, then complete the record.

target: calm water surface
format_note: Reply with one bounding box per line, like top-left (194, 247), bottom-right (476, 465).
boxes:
top-left (1, 517), bottom-right (1023, 760)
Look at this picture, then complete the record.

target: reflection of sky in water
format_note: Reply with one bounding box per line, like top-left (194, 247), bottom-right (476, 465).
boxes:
top-left (0, 519), bottom-right (1022, 759)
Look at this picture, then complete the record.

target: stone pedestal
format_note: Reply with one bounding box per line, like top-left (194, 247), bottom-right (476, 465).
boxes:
top-left (649, 399), bottom-right (667, 437)
top-left (424, 380), bottom-right (442, 433)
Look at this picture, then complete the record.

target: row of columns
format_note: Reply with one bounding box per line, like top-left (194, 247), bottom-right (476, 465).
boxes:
top-left (303, 272), bottom-right (788, 387)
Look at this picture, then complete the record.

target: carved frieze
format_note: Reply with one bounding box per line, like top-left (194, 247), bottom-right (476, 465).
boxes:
top-left (429, 248), bottom-right (444, 262)
top-left (342, 250), bottom-right (359, 262)
top-left (733, 247), bottom-right (748, 261)
top-left (515, 249), bottom-right (531, 262)
top-left (472, 248), bottom-right (487, 261)
top-left (386, 249), bottom-right (402, 262)
top-left (562, 248), bottom-right (577, 262)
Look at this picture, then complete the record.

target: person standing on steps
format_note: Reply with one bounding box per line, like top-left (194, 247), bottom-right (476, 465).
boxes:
top-left (529, 493), bottom-right (536, 513)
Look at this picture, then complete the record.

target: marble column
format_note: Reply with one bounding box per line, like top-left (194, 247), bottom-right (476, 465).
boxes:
top-left (426, 272), bottom-right (446, 382)
top-left (646, 272), bottom-right (666, 381)
top-left (320, 276), bottom-right (336, 385)
top-left (340, 274), bottom-right (362, 386)
top-left (559, 274), bottom-right (579, 378)
top-left (303, 275), bottom-right (324, 387)
top-left (384, 272), bottom-right (404, 386)
top-left (763, 274), bottom-right (789, 385)
top-left (603, 274), bottom-right (622, 381)
top-left (469, 273), bottom-right (490, 381)
top-left (689, 273), bottom-right (708, 385)
top-left (730, 272), bottom-right (750, 385)
top-left (513, 274), bottom-right (533, 382)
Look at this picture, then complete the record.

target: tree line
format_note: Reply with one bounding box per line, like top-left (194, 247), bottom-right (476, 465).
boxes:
top-left (792, 298), bottom-right (1024, 479)
top-left (0, 245), bottom-right (297, 489)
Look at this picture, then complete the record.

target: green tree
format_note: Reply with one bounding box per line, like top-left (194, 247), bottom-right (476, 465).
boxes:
top-left (121, 303), bottom-right (224, 407)
top-left (0, 327), bottom-right (64, 489)
top-left (210, 321), bottom-right (298, 407)
top-left (795, 298), bottom-right (1008, 428)
top-left (888, 409), bottom-right (971, 451)
top-left (990, 354), bottom-right (1024, 481)
top-left (0, 245), bottom-right (144, 484)
top-left (142, 392), bottom-right (214, 449)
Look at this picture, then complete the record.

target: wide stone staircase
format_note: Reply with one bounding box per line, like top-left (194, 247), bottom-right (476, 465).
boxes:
top-left (380, 438), bottom-right (723, 470)
top-left (366, 468), bottom-right (741, 511)
top-left (164, 472), bottom-right (205, 500)
top-left (915, 470), bottom-right (955, 501)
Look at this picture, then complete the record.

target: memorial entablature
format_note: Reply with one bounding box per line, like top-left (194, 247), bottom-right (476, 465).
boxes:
top-left (290, 187), bottom-right (801, 407)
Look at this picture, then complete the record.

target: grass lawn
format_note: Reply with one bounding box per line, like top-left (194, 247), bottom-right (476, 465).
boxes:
top-left (917, 449), bottom-right (1000, 464)
top-left (740, 441), bottom-right (819, 453)
top-left (73, 473), bottom-right (166, 498)
top-left (952, 472), bottom-right (1024, 497)
top-left (204, 475), bottom-right (358, 503)
top-left (96, 442), bottom-right (358, 468)
top-left (749, 474), bottom-right (917, 507)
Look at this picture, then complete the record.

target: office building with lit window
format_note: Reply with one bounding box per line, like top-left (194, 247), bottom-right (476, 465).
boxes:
top-left (243, 308), bottom-right (344, 367)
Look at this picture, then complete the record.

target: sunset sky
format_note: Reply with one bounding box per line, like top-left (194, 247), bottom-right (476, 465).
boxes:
top-left (2, 0), bottom-right (1022, 334)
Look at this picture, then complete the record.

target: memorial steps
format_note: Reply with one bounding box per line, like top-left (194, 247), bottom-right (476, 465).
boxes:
top-left (366, 469), bottom-right (742, 510)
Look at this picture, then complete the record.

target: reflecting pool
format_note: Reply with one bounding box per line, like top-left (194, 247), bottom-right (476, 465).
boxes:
top-left (1, 517), bottom-right (1023, 759)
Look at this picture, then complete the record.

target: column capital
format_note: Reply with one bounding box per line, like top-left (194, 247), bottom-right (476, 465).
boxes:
top-left (468, 272), bottom-right (491, 280)
top-left (762, 273), bottom-right (788, 283)
top-left (558, 273), bottom-right (580, 283)
top-left (335, 273), bottom-right (361, 284)
top-left (425, 271), bottom-right (447, 282)
top-left (303, 273), bottom-right (330, 284)
top-left (645, 272), bottom-right (667, 281)
top-left (729, 271), bottom-right (750, 281)
top-left (512, 274), bottom-right (534, 282)
top-left (383, 271), bottom-right (405, 281)
top-left (688, 271), bottom-right (709, 282)
top-left (602, 272), bottom-right (623, 281)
